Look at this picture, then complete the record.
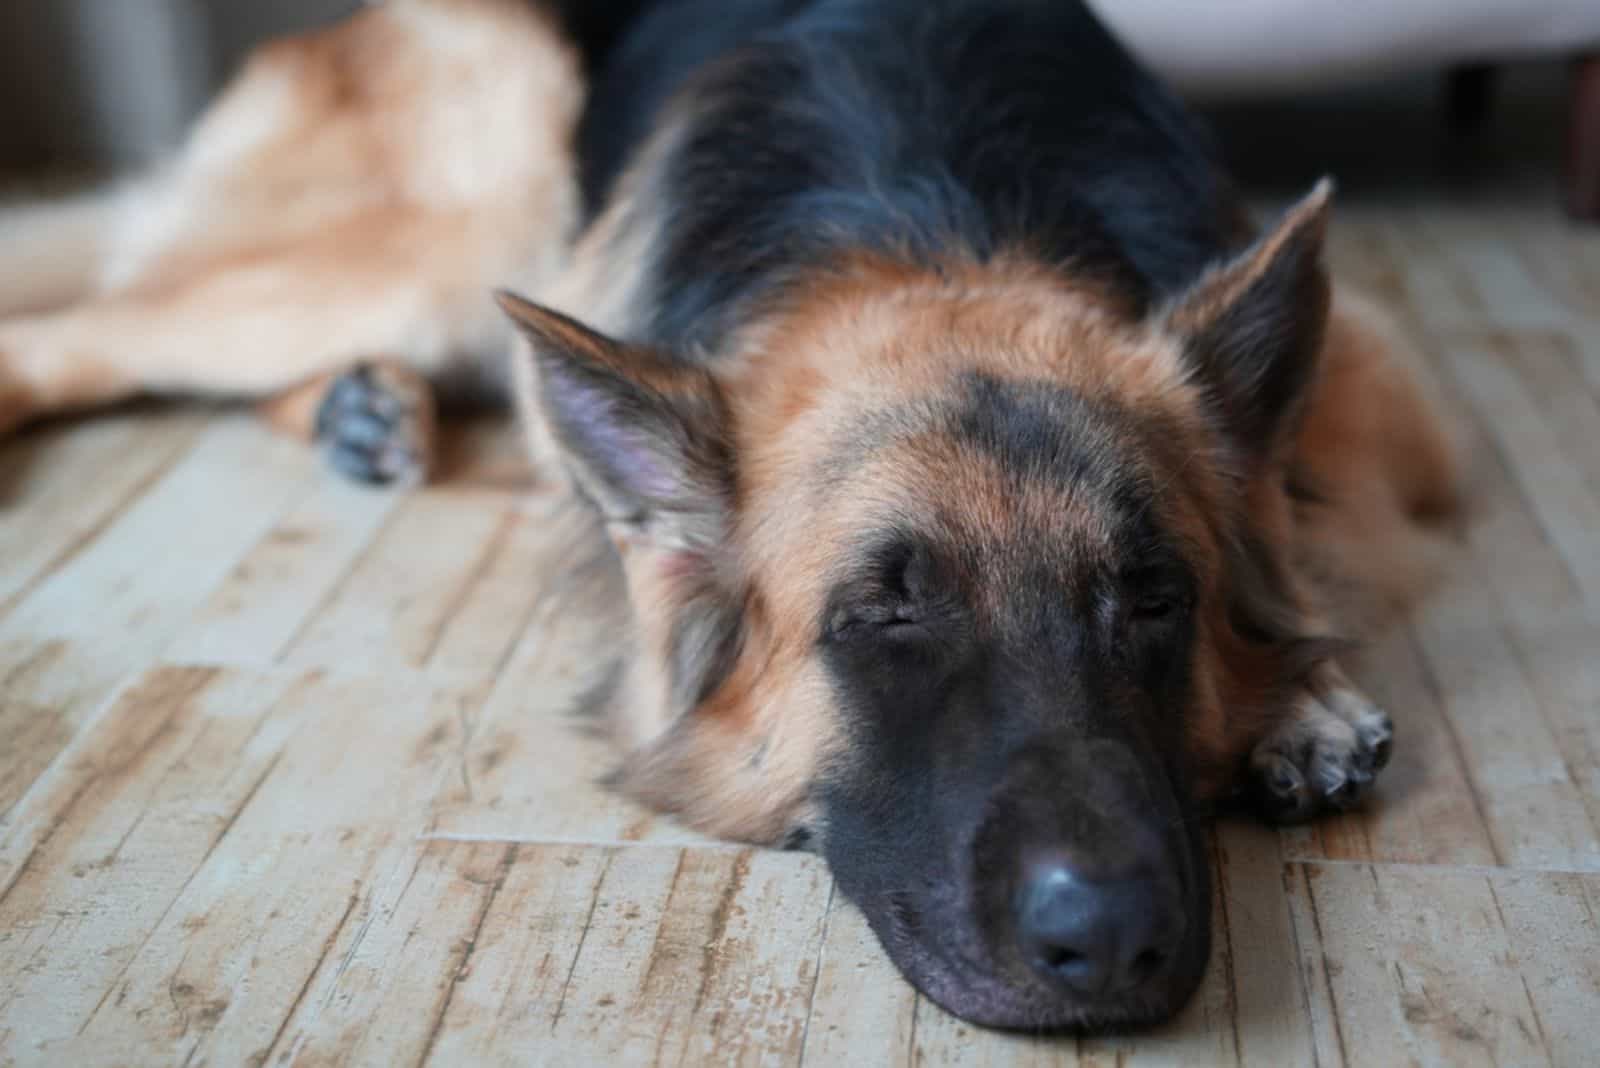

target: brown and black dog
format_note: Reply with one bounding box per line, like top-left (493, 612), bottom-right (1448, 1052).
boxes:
top-left (1, 0), bottom-right (1462, 1031)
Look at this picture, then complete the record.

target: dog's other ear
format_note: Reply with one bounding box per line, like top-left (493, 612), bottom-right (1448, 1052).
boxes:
top-left (497, 292), bottom-right (731, 551)
top-left (1164, 179), bottom-right (1333, 460)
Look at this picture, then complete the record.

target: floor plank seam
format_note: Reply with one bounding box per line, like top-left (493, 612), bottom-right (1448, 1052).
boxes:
top-left (271, 493), bottom-right (408, 665)
top-left (0, 662), bottom-right (166, 854)
top-left (793, 879), bottom-right (838, 1068)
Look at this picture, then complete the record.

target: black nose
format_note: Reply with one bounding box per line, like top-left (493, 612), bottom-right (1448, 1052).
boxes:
top-left (1013, 853), bottom-right (1182, 998)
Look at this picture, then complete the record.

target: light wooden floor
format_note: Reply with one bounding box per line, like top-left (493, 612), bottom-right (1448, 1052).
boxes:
top-left (4, 186), bottom-right (1600, 1064)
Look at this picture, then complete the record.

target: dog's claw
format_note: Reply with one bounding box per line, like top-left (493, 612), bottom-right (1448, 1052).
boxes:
top-left (315, 363), bottom-right (435, 486)
top-left (1256, 752), bottom-right (1312, 821)
top-left (1249, 671), bottom-right (1392, 825)
top-left (1358, 713), bottom-right (1394, 771)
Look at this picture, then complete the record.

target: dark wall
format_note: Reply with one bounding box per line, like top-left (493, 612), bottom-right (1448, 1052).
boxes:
top-left (0, 0), bottom-right (359, 174)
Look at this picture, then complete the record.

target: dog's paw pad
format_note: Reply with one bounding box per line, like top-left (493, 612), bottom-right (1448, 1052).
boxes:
top-left (315, 364), bottom-right (435, 486)
top-left (1250, 687), bottom-right (1390, 825)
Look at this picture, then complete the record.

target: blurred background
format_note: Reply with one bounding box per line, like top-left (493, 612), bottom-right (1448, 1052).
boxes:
top-left (0, 0), bottom-right (1594, 214)
top-left (0, 1), bottom-right (359, 173)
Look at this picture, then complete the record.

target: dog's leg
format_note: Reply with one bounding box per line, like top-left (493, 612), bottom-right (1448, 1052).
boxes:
top-left (1248, 661), bottom-right (1394, 823)
top-left (0, 207), bottom-right (510, 481)
top-left (258, 362), bottom-right (438, 486)
top-left (0, 298), bottom-right (458, 485)
top-left (1242, 289), bottom-right (1463, 823)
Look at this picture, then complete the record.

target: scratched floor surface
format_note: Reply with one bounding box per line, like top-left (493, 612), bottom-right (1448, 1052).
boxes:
top-left (5, 105), bottom-right (1600, 1068)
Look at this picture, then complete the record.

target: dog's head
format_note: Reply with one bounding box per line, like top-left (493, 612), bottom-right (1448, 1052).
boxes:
top-left (500, 184), bottom-right (1333, 1030)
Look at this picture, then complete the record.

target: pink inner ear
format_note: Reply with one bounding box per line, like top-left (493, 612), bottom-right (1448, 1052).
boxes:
top-left (546, 366), bottom-right (682, 502)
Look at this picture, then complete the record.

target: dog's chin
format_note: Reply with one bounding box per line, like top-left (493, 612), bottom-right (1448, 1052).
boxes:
top-left (872, 917), bottom-right (1212, 1033)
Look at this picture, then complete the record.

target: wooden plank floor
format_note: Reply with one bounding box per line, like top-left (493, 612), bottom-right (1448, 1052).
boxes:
top-left (4, 196), bottom-right (1600, 1065)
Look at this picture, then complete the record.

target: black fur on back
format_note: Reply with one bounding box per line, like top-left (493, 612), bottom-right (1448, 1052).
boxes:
top-left (576, 0), bottom-right (1248, 355)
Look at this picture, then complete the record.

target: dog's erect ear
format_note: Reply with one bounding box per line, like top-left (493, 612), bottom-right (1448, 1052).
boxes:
top-left (497, 292), bottom-right (731, 551)
top-left (1164, 179), bottom-right (1333, 460)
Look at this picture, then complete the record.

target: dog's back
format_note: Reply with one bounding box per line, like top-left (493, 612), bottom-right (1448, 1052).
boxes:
top-left (573, 0), bottom-right (1250, 354)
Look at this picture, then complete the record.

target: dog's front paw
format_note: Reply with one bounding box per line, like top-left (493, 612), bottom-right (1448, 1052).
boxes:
top-left (315, 362), bottom-right (436, 486)
top-left (1248, 667), bottom-right (1393, 824)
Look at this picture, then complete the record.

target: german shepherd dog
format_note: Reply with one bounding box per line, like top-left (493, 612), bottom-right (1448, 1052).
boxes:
top-left (1, 0), bottom-right (1462, 1031)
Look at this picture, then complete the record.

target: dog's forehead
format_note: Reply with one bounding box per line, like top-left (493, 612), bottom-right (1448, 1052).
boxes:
top-left (836, 374), bottom-right (1154, 534)
top-left (746, 373), bottom-right (1171, 629)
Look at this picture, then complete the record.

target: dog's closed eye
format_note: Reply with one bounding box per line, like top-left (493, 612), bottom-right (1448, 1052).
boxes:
top-left (826, 602), bottom-right (929, 643)
top-left (1120, 566), bottom-right (1194, 628)
top-left (824, 537), bottom-right (948, 643)
top-left (1131, 592), bottom-right (1180, 621)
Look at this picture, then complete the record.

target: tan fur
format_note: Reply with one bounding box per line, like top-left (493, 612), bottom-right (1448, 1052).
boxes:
top-left (1290, 289), bottom-right (1466, 615)
top-left (0, 0), bottom-right (581, 439)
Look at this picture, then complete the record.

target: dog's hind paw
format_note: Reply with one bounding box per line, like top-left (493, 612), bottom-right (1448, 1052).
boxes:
top-left (1248, 666), bottom-right (1393, 824)
top-left (315, 362), bottom-right (436, 486)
